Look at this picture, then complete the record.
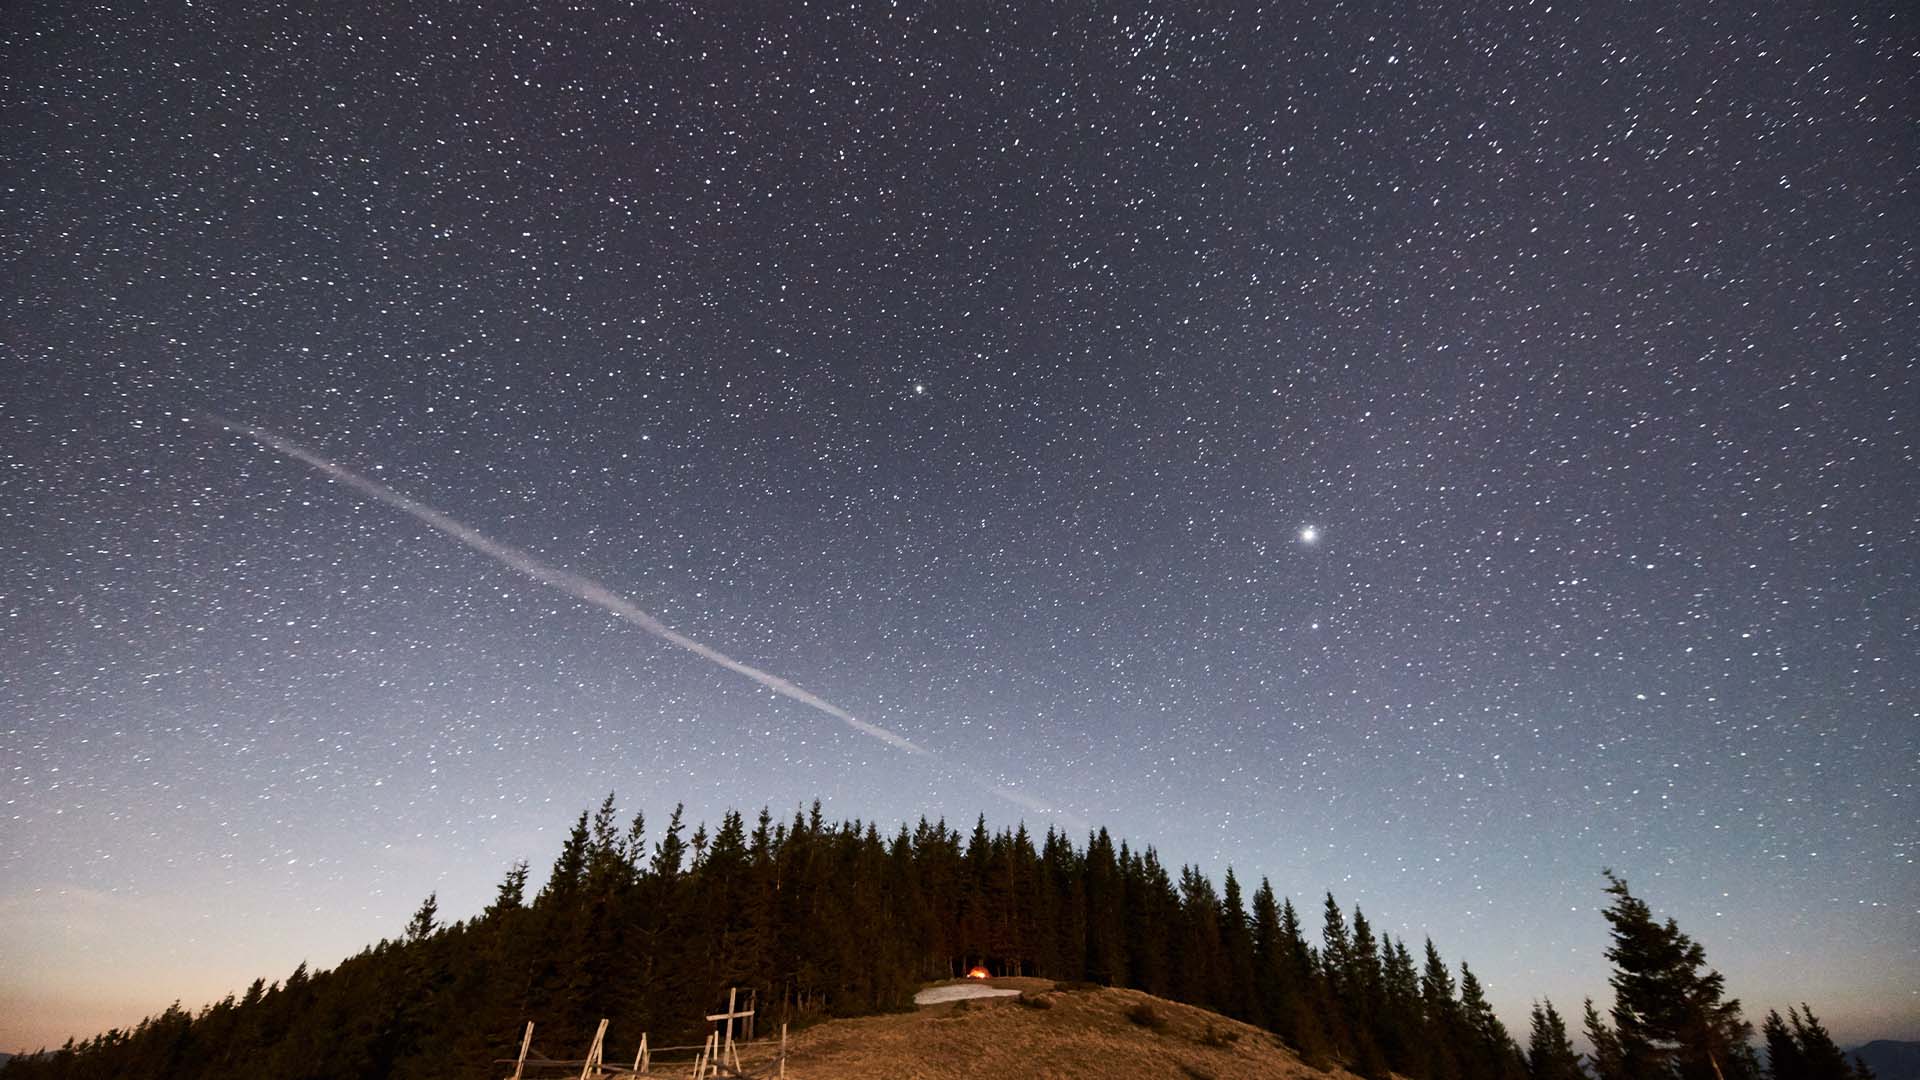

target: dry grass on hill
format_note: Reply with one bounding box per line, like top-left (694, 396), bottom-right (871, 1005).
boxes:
top-left (783, 978), bottom-right (1362, 1080)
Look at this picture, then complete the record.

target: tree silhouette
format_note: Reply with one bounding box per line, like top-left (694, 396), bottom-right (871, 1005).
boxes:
top-left (403, 893), bottom-right (439, 944)
top-left (1526, 999), bottom-right (1583, 1080)
top-left (0, 796), bottom-right (1534, 1080)
top-left (1591, 870), bottom-right (1757, 1080)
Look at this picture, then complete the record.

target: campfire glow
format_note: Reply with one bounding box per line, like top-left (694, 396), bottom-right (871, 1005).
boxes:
top-left (966, 966), bottom-right (991, 980)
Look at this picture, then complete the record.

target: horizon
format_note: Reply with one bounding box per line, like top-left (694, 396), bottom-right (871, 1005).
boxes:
top-left (3, 796), bottom-right (1915, 1055)
top-left (4, 0), bottom-right (1913, 1062)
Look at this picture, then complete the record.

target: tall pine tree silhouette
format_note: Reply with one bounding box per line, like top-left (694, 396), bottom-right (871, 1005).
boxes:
top-left (1526, 999), bottom-right (1583, 1080)
top-left (1590, 870), bottom-right (1757, 1080)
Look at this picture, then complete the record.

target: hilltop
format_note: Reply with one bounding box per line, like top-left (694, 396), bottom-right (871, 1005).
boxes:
top-left (786, 978), bottom-right (1358, 1080)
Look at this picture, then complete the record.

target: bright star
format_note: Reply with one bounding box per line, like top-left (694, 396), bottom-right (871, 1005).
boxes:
top-left (913, 383), bottom-right (927, 395)
top-left (1299, 526), bottom-right (1319, 544)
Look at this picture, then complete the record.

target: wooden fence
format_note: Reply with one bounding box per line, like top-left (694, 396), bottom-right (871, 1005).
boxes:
top-left (500, 989), bottom-right (788, 1080)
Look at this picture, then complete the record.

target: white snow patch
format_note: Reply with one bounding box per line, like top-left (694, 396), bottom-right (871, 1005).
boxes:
top-left (913, 983), bottom-right (1022, 1006)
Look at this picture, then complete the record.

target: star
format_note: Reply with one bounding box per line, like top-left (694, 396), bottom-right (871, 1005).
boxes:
top-left (3, 0), bottom-right (1906, 1055)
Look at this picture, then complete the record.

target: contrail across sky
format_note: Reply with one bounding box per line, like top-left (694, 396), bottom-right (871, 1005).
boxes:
top-left (202, 414), bottom-right (929, 755)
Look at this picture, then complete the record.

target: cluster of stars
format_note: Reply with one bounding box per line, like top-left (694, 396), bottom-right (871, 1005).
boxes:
top-left (2, 0), bottom-right (1914, 1055)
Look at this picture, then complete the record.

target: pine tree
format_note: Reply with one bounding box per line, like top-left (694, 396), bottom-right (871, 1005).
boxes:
top-left (1082, 828), bottom-right (1126, 985)
top-left (1421, 937), bottom-right (1457, 1021)
top-left (1585, 997), bottom-right (1631, 1080)
top-left (1219, 869), bottom-right (1256, 1021)
top-left (1458, 961), bottom-right (1525, 1080)
top-left (1527, 999), bottom-right (1584, 1080)
top-left (653, 803), bottom-right (689, 882)
top-left (539, 811), bottom-right (591, 913)
top-left (1250, 878), bottom-right (1289, 1031)
top-left (485, 861), bottom-right (529, 917)
top-left (1343, 908), bottom-right (1389, 1077)
top-left (1595, 870), bottom-right (1756, 1080)
top-left (1423, 939), bottom-right (1465, 1080)
top-left (404, 893), bottom-right (439, 944)
top-left (695, 809), bottom-right (759, 996)
top-left (1247, 889), bottom-right (1330, 1065)
top-left (1348, 907), bottom-right (1383, 1016)
top-left (959, 815), bottom-right (993, 969)
top-left (1773, 1005), bottom-right (1854, 1080)
top-left (1320, 893), bottom-right (1352, 1005)
top-left (1377, 935), bottom-right (1425, 1075)
top-left (1279, 897), bottom-right (1312, 980)
top-left (1175, 865), bottom-right (1228, 1010)
top-left (1765, 1009), bottom-right (1809, 1080)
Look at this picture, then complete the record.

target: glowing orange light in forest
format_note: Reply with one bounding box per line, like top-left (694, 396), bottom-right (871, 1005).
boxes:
top-left (966, 966), bottom-right (990, 980)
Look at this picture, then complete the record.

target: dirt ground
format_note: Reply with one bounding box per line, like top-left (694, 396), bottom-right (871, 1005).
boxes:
top-left (779, 978), bottom-right (1364, 1080)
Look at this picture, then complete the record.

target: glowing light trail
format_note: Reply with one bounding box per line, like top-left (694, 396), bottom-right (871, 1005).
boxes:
top-left (203, 414), bottom-right (928, 755)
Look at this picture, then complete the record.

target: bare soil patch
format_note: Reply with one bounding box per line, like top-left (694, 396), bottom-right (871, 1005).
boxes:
top-left (785, 982), bottom-right (1360, 1080)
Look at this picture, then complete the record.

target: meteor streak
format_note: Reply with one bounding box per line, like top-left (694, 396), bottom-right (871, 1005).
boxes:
top-left (202, 414), bottom-right (927, 755)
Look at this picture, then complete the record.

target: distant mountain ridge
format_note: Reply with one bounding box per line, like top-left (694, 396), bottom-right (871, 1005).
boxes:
top-left (1849, 1041), bottom-right (1920, 1080)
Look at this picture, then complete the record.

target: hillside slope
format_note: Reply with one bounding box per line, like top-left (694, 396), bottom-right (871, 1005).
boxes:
top-left (1849, 1041), bottom-right (1920, 1080)
top-left (784, 979), bottom-right (1359, 1080)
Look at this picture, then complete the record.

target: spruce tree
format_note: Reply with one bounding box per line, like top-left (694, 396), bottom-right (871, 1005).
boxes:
top-left (1765, 1009), bottom-right (1809, 1080)
top-left (1421, 937), bottom-right (1457, 1021)
top-left (1784, 1005), bottom-right (1855, 1080)
top-left (1423, 939), bottom-right (1465, 1080)
top-left (404, 893), bottom-right (439, 944)
top-left (485, 860), bottom-right (529, 917)
top-left (1344, 908), bottom-right (1389, 1078)
top-left (1082, 828), bottom-right (1127, 985)
top-left (1320, 893), bottom-right (1353, 1004)
top-left (1377, 935), bottom-right (1425, 1075)
top-left (540, 811), bottom-right (590, 905)
top-left (1348, 907), bottom-right (1383, 1015)
top-left (1585, 997), bottom-right (1631, 1080)
top-left (1219, 869), bottom-right (1256, 1021)
top-left (1458, 961), bottom-right (1525, 1080)
top-left (1175, 865), bottom-right (1228, 1010)
top-left (1250, 879), bottom-right (1289, 1031)
top-left (1123, 845), bottom-right (1173, 995)
top-left (1527, 999), bottom-right (1584, 1080)
top-left (1270, 892), bottom-right (1332, 1065)
top-left (1279, 897), bottom-right (1312, 976)
top-left (1595, 870), bottom-right (1756, 1080)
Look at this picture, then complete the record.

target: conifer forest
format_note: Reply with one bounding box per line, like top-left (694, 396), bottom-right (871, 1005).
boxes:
top-left (0, 798), bottom-right (1875, 1080)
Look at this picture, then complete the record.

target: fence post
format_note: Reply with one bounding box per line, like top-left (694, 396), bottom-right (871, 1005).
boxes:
top-left (512, 1022), bottom-right (534, 1080)
top-left (579, 1018), bottom-right (608, 1080)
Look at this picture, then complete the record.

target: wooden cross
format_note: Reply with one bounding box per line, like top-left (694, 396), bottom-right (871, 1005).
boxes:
top-left (706, 991), bottom-right (756, 1060)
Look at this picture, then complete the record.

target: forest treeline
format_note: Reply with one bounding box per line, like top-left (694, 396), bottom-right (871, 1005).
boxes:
top-left (0, 796), bottom-right (1877, 1080)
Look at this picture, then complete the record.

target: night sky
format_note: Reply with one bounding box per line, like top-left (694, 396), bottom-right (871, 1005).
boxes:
top-left (4, 0), bottom-right (1916, 1055)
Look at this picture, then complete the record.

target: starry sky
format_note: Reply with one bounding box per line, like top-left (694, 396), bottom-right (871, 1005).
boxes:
top-left (4, 0), bottom-right (1916, 1056)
